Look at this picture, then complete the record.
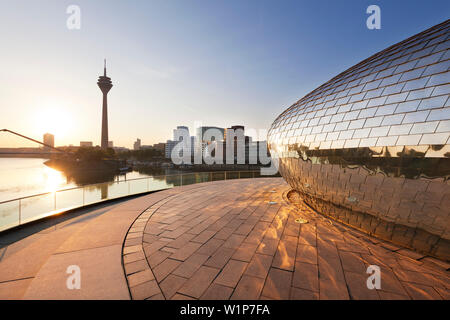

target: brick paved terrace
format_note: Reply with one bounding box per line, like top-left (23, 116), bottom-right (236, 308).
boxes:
top-left (122, 178), bottom-right (450, 300)
top-left (0, 178), bottom-right (449, 300)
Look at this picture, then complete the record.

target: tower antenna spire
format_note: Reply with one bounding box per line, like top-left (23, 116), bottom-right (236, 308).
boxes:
top-left (104, 59), bottom-right (107, 76)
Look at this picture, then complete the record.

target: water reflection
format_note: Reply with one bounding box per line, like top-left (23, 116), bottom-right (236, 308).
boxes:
top-left (0, 158), bottom-right (76, 201)
top-left (0, 158), bottom-right (181, 202)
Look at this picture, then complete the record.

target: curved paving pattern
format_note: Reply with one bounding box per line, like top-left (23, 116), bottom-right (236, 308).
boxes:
top-left (122, 178), bottom-right (450, 300)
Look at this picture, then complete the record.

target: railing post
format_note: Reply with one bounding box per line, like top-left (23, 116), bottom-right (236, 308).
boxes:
top-left (180, 174), bottom-right (183, 186)
top-left (225, 171), bottom-right (227, 180)
top-left (210, 172), bottom-right (212, 181)
top-left (18, 199), bottom-right (21, 225)
top-left (238, 171), bottom-right (241, 179)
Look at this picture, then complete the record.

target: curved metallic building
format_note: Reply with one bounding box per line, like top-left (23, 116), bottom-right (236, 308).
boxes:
top-left (268, 20), bottom-right (450, 260)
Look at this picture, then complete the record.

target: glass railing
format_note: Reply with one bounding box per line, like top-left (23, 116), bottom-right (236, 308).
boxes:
top-left (0, 170), bottom-right (276, 232)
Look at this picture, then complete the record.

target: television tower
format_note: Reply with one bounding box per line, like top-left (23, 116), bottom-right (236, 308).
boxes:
top-left (97, 59), bottom-right (113, 149)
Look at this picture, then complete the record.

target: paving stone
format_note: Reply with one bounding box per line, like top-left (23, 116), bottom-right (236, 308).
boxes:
top-left (192, 230), bottom-right (217, 244)
top-left (159, 274), bottom-right (188, 299)
top-left (172, 253), bottom-right (210, 278)
top-left (394, 268), bottom-right (445, 288)
top-left (214, 227), bottom-right (237, 240)
top-left (223, 234), bottom-right (246, 250)
top-left (317, 239), bottom-right (340, 261)
top-left (124, 259), bottom-right (148, 276)
top-left (344, 271), bottom-right (380, 300)
top-left (377, 290), bottom-right (410, 300)
top-left (204, 247), bottom-right (235, 269)
top-left (125, 237), bottom-right (143, 247)
top-left (434, 286), bottom-right (450, 300)
top-left (290, 287), bottom-right (319, 300)
top-left (160, 226), bottom-right (191, 239)
top-left (339, 251), bottom-right (366, 273)
top-left (292, 261), bottom-right (319, 292)
top-left (143, 240), bottom-right (167, 256)
top-left (123, 250), bottom-right (145, 264)
top-left (318, 256), bottom-right (346, 283)
top-left (296, 244), bottom-right (317, 265)
top-left (147, 293), bottom-right (165, 300)
top-left (402, 282), bottom-right (443, 300)
top-left (170, 242), bottom-right (202, 261)
top-left (160, 246), bottom-right (178, 254)
top-left (257, 238), bottom-right (279, 256)
top-left (245, 254), bottom-right (273, 279)
top-left (201, 283), bottom-right (234, 300)
top-left (127, 269), bottom-right (155, 287)
top-left (272, 236), bottom-right (297, 271)
top-left (130, 280), bottom-right (161, 300)
top-left (261, 268), bottom-right (292, 300)
top-left (396, 248), bottom-right (426, 260)
top-left (231, 275), bottom-right (265, 300)
top-left (147, 250), bottom-right (171, 268)
top-left (232, 242), bottom-right (259, 262)
top-left (319, 279), bottom-right (350, 300)
top-left (166, 233), bottom-right (197, 249)
top-left (214, 260), bottom-right (248, 288)
top-left (234, 222), bottom-right (256, 236)
top-left (196, 238), bottom-right (225, 256)
top-left (298, 225), bottom-right (317, 246)
top-left (178, 266), bottom-right (220, 299)
top-left (153, 258), bottom-right (181, 282)
top-left (171, 293), bottom-right (196, 300)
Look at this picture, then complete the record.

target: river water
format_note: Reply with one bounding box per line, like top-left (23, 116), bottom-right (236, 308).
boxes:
top-left (0, 158), bottom-right (160, 202)
top-left (0, 158), bottom-right (188, 231)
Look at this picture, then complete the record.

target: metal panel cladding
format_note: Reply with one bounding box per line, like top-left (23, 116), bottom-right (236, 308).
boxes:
top-left (268, 20), bottom-right (450, 260)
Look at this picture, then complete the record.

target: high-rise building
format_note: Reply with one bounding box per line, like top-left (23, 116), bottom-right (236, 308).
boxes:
top-left (80, 141), bottom-right (93, 147)
top-left (97, 59), bottom-right (113, 150)
top-left (165, 126), bottom-right (194, 161)
top-left (43, 133), bottom-right (54, 151)
top-left (152, 143), bottom-right (166, 152)
top-left (108, 141), bottom-right (113, 148)
top-left (133, 138), bottom-right (141, 150)
top-left (196, 126), bottom-right (225, 157)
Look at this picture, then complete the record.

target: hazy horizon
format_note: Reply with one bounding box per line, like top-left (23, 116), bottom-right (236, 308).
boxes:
top-left (1, 0), bottom-right (449, 149)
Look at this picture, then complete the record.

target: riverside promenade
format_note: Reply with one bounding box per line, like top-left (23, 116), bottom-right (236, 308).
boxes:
top-left (0, 178), bottom-right (449, 300)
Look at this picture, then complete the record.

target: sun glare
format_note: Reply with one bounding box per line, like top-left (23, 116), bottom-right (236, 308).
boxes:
top-left (33, 103), bottom-right (73, 143)
top-left (43, 165), bottom-right (67, 193)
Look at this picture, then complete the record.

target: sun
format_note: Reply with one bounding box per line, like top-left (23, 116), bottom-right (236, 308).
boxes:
top-left (33, 102), bottom-right (74, 143)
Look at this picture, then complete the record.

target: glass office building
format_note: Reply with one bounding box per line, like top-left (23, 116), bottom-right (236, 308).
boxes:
top-left (268, 20), bottom-right (450, 260)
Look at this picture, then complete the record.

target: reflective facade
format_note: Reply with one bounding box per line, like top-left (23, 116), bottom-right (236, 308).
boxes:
top-left (268, 20), bottom-right (450, 260)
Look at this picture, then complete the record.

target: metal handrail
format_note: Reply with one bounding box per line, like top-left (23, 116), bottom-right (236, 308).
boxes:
top-left (0, 170), bottom-right (275, 232)
top-left (0, 170), bottom-right (262, 204)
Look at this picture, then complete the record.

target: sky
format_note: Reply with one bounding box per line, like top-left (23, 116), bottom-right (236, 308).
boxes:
top-left (0, 0), bottom-right (449, 148)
